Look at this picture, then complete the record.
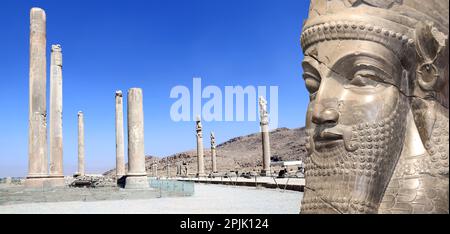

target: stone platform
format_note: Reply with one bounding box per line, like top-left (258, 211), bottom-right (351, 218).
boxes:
top-left (175, 176), bottom-right (305, 192)
top-left (0, 183), bottom-right (190, 206)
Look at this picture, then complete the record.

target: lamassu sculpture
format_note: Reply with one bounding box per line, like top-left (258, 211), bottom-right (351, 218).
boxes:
top-left (300, 0), bottom-right (448, 214)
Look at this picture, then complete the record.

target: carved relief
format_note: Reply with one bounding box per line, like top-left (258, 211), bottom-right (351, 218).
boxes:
top-left (300, 0), bottom-right (448, 214)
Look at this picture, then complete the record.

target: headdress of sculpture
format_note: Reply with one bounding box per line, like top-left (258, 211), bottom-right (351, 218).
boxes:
top-left (300, 0), bottom-right (448, 214)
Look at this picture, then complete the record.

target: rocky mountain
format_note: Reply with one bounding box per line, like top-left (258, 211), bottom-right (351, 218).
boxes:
top-left (104, 127), bottom-right (308, 177)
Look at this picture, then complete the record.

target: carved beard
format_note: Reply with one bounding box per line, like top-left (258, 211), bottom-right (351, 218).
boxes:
top-left (301, 97), bottom-right (409, 214)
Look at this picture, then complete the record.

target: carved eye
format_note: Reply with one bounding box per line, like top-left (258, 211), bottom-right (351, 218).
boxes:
top-left (350, 70), bottom-right (382, 87)
top-left (302, 58), bottom-right (321, 99)
top-left (303, 72), bottom-right (321, 94)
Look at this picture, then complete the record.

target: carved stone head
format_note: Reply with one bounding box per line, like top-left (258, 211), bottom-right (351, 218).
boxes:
top-left (300, 0), bottom-right (448, 214)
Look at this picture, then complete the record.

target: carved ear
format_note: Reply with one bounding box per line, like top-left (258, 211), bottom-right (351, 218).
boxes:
top-left (415, 21), bottom-right (448, 91)
top-left (415, 21), bottom-right (447, 63)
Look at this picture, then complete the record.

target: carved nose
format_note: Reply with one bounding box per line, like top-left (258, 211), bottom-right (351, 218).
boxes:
top-left (312, 108), bottom-right (339, 125)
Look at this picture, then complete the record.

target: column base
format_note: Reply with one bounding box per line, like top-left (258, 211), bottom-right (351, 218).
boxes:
top-left (46, 176), bottom-right (65, 187)
top-left (125, 175), bottom-right (150, 189)
top-left (24, 177), bottom-right (48, 188)
top-left (260, 170), bottom-right (271, 177)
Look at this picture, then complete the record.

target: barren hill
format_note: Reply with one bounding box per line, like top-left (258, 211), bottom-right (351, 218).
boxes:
top-left (104, 127), bottom-right (308, 177)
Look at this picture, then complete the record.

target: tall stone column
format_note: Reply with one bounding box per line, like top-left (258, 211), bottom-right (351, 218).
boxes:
top-left (259, 97), bottom-right (271, 176)
top-left (210, 132), bottom-right (217, 173)
top-left (48, 44), bottom-right (64, 186)
top-left (77, 111), bottom-right (85, 177)
top-left (115, 91), bottom-right (125, 178)
top-left (26, 8), bottom-right (48, 187)
top-left (195, 116), bottom-right (205, 177)
top-left (125, 88), bottom-right (149, 189)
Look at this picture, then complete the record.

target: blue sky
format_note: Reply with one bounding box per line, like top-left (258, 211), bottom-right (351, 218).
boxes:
top-left (0, 0), bottom-right (309, 177)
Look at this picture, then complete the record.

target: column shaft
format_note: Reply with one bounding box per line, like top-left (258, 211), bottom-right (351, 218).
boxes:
top-left (49, 45), bottom-right (63, 179)
top-left (27, 8), bottom-right (48, 186)
top-left (196, 117), bottom-right (205, 177)
top-left (167, 162), bottom-right (170, 178)
top-left (77, 111), bottom-right (85, 176)
top-left (211, 132), bottom-right (217, 173)
top-left (261, 124), bottom-right (271, 175)
top-left (259, 96), bottom-right (271, 176)
top-left (197, 136), bottom-right (205, 176)
top-left (211, 148), bottom-right (217, 173)
top-left (115, 91), bottom-right (125, 178)
top-left (125, 88), bottom-right (149, 189)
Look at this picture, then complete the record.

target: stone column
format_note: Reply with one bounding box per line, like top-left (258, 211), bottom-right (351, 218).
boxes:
top-left (259, 97), bottom-right (271, 176)
top-left (115, 91), bottom-right (125, 178)
top-left (195, 116), bottom-right (205, 177)
top-left (26, 8), bottom-right (48, 187)
top-left (176, 162), bottom-right (183, 177)
top-left (125, 88), bottom-right (149, 189)
top-left (77, 111), bottom-right (85, 177)
top-left (153, 163), bottom-right (158, 177)
top-left (48, 44), bottom-right (64, 186)
top-left (210, 132), bottom-right (217, 173)
top-left (166, 160), bottom-right (170, 178)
